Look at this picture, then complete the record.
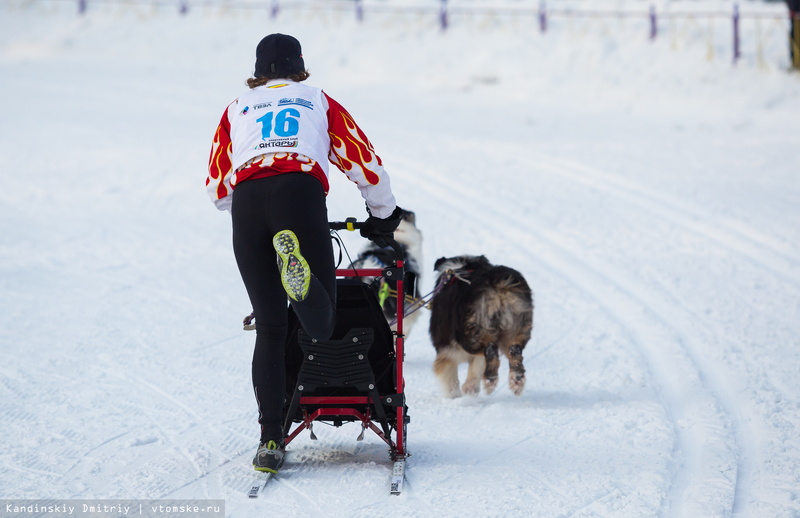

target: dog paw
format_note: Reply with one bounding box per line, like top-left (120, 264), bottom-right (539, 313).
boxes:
top-left (444, 387), bottom-right (462, 399)
top-left (509, 375), bottom-right (526, 396)
top-left (441, 381), bottom-right (462, 398)
top-left (462, 380), bottom-right (480, 396)
top-left (483, 377), bottom-right (498, 395)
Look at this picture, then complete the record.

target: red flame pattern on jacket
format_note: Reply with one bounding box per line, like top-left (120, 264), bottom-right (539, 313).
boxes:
top-left (328, 107), bottom-right (383, 186)
top-left (207, 114), bottom-right (233, 202)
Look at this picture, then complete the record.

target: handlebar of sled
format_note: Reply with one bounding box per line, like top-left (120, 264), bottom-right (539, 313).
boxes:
top-left (330, 217), bottom-right (405, 262)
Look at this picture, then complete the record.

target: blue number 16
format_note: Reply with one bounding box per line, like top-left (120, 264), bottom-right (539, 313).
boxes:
top-left (257, 108), bottom-right (300, 138)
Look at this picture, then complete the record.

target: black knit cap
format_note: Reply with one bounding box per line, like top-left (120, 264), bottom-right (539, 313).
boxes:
top-left (254, 33), bottom-right (305, 79)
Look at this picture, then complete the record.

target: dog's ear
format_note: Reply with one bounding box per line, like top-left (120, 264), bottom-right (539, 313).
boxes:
top-left (434, 256), bottom-right (448, 271)
top-left (472, 255), bottom-right (491, 268)
top-left (402, 210), bottom-right (416, 224)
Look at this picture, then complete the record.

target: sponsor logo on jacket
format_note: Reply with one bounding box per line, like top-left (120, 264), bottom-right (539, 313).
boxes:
top-left (278, 97), bottom-right (314, 110)
top-left (255, 139), bottom-right (299, 149)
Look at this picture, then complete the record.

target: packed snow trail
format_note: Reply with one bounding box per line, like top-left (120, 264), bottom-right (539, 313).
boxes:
top-left (1, 2), bottom-right (800, 518)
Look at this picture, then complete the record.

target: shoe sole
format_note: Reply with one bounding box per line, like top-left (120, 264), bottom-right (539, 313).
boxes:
top-left (253, 458), bottom-right (283, 473)
top-left (253, 443), bottom-right (285, 474)
top-left (253, 465), bottom-right (281, 474)
top-left (273, 230), bottom-right (311, 302)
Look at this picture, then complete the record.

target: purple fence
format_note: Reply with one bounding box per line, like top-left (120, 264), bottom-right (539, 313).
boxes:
top-left (68, 0), bottom-right (793, 68)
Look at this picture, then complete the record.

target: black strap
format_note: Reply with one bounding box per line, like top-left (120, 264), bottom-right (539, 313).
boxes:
top-left (330, 231), bottom-right (345, 269)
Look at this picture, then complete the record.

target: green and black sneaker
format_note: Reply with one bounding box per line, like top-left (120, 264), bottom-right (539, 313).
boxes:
top-left (273, 229), bottom-right (311, 302)
top-left (253, 440), bottom-right (285, 474)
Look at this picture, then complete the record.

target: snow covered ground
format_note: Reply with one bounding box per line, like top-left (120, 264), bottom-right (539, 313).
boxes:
top-left (1, 0), bottom-right (799, 516)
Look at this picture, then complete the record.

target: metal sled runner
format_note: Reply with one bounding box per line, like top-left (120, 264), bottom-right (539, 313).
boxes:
top-left (281, 219), bottom-right (409, 494)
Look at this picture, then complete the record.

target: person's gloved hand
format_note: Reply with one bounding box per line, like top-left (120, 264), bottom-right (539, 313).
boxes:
top-left (360, 206), bottom-right (404, 247)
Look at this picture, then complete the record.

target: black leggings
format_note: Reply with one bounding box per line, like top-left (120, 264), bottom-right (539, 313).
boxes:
top-left (231, 173), bottom-right (336, 443)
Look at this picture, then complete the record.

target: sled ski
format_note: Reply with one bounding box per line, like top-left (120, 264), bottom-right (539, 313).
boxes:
top-left (248, 471), bottom-right (273, 498)
top-left (390, 459), bottom-right (405, 495)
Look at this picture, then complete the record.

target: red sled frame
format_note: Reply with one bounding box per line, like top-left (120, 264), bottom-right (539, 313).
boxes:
top-left (281, 219), bottom-right (409, 491)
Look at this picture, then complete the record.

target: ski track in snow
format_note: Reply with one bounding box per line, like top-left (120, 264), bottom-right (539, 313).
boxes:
top-left (384, 118), bottom-right (799, 515)
top-left (393, 153), bottom-right (735, 516)
top-left (528, 152), bottom-right (800, 290)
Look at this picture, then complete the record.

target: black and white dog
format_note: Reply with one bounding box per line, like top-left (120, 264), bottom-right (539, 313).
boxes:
top-left (350, 210), bottom-right (423, 337)
top-left (429, 255), bottom-right (533, 398)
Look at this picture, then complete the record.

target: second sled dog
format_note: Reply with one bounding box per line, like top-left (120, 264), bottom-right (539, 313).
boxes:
top-left (429, 255), bottom-right (533, 398)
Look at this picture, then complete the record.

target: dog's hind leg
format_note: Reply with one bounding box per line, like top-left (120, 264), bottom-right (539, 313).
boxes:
top-left (433, 348), bottom-right (462, 398)
top-left (462, 353), bottom-right (485, 396)
top-left (506, 344), bottom-right (527, 396)
top-left (482, 343), bottom-right (500, 395)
